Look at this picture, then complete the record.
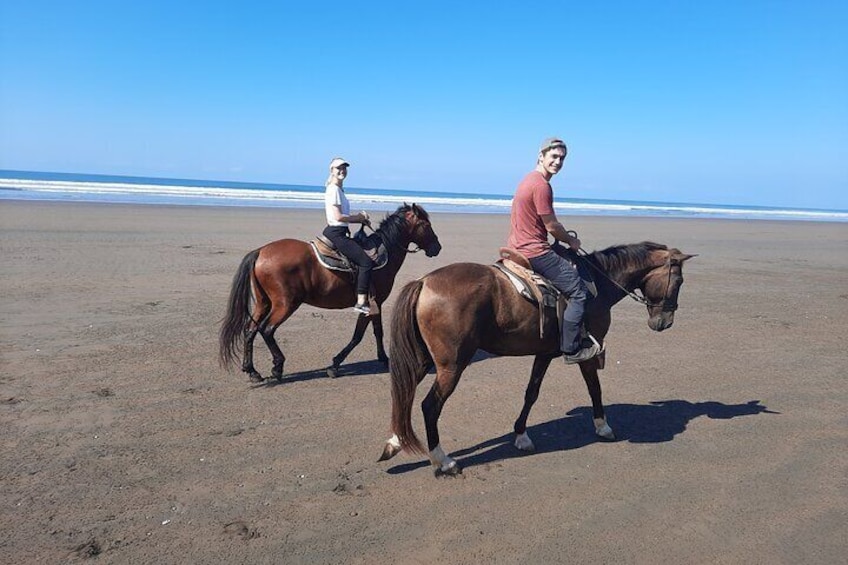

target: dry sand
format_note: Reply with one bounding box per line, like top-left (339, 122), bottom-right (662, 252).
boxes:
top-left (1, 200), bottom-right (846, 564)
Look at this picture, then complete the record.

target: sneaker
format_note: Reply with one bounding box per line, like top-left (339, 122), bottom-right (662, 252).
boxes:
top-left (563, 341), bottom-right (601, 364)
top-left (353, 303), bottom-right (371, 315)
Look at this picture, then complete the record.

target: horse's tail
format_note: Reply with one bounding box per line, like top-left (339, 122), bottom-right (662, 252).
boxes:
top-left (388, 279), bottom-right (432, 455)
top-left (218, 248), bottom-right (261, 370)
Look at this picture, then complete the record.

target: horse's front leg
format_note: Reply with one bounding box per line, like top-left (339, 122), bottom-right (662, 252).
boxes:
top-left (579, 359), bottom-right (615, 440)
top-left (513, 354), bottom-right (556, 452)
top-left (371, 312), bottom-right (389, 365)
top-left (327, 313), bottom-right (372, 378)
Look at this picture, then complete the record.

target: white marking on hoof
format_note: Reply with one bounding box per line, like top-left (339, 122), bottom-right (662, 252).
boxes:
top-left (378, 434), bottom-right (403, 461)
top-left (514, 431), bottom-right (535, 452)
top-left (594, 417), bottom-right (615, 440)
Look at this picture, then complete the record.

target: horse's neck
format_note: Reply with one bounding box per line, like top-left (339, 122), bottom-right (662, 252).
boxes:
top-left (378, 231), bottom-right (408, 274)
top-left (595, 256), bottom-right (658, 304)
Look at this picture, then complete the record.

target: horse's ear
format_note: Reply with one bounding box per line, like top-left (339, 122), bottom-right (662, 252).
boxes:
top-left (411, 203), bottom-right (421, 216)
top-left (676, 253), bottom-right (697, 262)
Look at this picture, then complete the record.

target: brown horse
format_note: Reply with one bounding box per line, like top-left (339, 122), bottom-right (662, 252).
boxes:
top-left (219, 203), bottom-right (442, 383)
top-left (379, 241), bottom-right (695, 476)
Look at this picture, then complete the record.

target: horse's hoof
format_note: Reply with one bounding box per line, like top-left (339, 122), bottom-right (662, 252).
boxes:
top-left (514, 432), bottom-right (536, 452)
top-left (595, 426), bottom-right (616, 441)
top-left (326, 366), bottom-right (339, 379)
top-left (593, 418), bottom-right (616, 441)
top-left (434, 463), bottom-right (463, 478)
top-left (247, 372), bottom-right (264, 383)
top-left (378, 442), bottom-right (401, 462)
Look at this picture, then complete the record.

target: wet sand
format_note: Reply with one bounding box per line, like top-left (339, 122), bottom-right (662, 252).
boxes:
top-left (1, 200), bottom-right (846, 563)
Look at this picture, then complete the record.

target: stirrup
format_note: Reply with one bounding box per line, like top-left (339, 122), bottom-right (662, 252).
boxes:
top-left (353, 303), bottom-right (371, 315)
top-left (586, 333), bottom-right (605, 353)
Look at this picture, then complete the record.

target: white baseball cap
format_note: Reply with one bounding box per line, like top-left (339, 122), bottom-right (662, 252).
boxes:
top-left (329, 157), bottom-right (350, 169)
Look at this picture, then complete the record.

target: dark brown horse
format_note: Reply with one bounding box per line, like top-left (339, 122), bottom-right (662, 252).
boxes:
top-left (379, 241), bottom-right (695, 476)
top-left (219, 203), bottom-right (441, 383)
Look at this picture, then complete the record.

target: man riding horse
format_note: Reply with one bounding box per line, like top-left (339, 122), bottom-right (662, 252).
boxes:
top-left (507, 137), bottom-right (601, 364)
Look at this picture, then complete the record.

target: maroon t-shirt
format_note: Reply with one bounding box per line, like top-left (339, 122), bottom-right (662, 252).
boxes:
top-left (507, 170), bottom-right (555, 258)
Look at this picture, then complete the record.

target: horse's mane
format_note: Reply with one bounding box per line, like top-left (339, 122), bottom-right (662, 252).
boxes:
top-left (589, 241), bottom-right (668, 274)
top-left (376, 203), bottom-right (427, 245)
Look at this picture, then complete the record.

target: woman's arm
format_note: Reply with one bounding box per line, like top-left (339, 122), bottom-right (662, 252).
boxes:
top-left (331, 206), bottom-right (370, 224)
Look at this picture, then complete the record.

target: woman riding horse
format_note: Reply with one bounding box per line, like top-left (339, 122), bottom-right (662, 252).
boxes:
top-left (322, 157), bottom-right (374, 315)
top-left (219, 203), bottom-right (442, 383)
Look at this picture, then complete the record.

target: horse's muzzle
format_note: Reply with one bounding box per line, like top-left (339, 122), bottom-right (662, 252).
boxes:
top-left (648, 312), bottom-right (674, 332)
top-left (425, 242), bottom-right (442, 257)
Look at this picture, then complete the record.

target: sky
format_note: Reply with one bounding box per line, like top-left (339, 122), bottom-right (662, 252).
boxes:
top-left (1, 1), bottom-right (847, 209)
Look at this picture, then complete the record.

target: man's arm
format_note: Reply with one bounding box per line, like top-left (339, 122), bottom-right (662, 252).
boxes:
top-left (540, 213), bottom-right (581, 250)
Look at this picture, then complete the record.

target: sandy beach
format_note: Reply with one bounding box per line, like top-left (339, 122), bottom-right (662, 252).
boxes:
top-left (1, 200), bottom-right (846, 564)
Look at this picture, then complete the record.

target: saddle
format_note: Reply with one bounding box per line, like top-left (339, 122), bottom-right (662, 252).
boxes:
top-left (494, 244), bottom-right (598, 341)
top-left (309, 228), bottom-right (389, 315)
top-left (309, 228), bottom-right (389, 272)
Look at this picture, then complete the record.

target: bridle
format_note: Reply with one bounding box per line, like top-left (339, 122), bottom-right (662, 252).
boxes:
top-left (575, 246), bottom-right (679, 313)
top-left (368, 217), bottom-right (427, 254)
top-left (645, 258), bottom-right (679, 313)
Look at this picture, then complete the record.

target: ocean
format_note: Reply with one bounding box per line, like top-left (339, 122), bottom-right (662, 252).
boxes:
top-left (1, 169), bottom-right (846, 223)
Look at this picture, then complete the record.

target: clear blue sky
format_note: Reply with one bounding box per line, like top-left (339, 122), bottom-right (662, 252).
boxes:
top-left (1, 1), bottom-right (846, 209)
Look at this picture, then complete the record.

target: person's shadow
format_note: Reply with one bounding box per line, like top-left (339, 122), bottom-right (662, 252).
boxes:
top-left (385, 399), bottom-right (778, 474)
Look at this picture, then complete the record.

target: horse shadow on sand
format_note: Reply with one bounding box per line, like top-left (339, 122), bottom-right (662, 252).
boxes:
top-left (254, 350), bottom-right (497, 389)
top-left (253, 359), bottom-right (390, 388)
top-left (386, 399), bottom-right (778, 474)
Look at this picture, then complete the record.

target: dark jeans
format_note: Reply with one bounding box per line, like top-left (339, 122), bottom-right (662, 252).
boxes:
top-left (529, 250), bottom-right (588, 354)
top-left (323, 225), bottom-right (374, 295)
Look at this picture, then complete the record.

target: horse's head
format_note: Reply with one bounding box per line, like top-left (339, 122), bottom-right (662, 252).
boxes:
top-left (639, 248), bottom-right (696, 331)
top-left (402, 203), bottom-right (442, 257)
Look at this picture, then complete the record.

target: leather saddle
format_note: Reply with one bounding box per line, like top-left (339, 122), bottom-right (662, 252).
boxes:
top-left (494, 243), bottom-right (597, 341)
top-left (309, 228), bottom-right (389, 272)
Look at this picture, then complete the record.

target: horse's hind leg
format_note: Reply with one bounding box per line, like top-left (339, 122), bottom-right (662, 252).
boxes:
top-left (513, 354), bottom-right (556, 452)
top-left (242, 324), bottom-right (264, 383)
top-left (328, 313), bottom-right (372, 378)
top-left (242, 306), bottom-right (271, 383)
top-left (421, 347), bottom-right (475, 477)
top-left (261, 299), bottom-right (300, 383)
top-left (260, 326), bottom-right (286, 382)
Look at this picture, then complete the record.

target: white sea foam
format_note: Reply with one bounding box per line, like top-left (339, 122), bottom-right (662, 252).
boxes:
top-left (0, 178), bottom-right (513, 209)
top-left (1, 177), bottom-right (846, 222)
